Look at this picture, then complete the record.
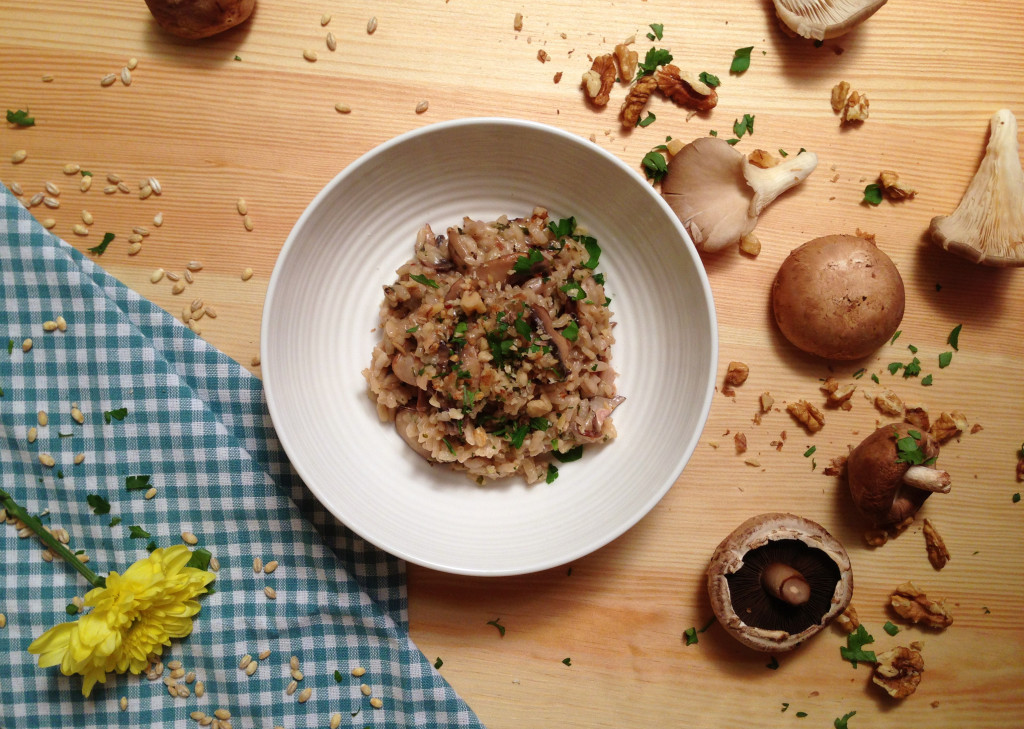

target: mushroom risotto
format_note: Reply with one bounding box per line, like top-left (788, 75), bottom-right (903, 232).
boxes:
top-left (363, 207), bottom-right (623, 484)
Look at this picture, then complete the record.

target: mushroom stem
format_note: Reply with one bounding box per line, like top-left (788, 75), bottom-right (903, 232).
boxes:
top-left (761, 562), bottom-right (811, 606)
top-left (902, 465), bottom-right (952, 494)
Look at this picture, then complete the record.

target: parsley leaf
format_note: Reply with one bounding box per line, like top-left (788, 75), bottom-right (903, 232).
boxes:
top-left (103, 407), bottom-right (128, 424)
top-left (903, 357), bottom-right (922, 378)
top-left (562, 320), bottom-right (579, 342)
top-left (513, 248), bottom-right (544, 273)
top-left (6, 109), bottom-right (35, 127)
top-left (87, 232), bottom-right (115, 256)
top-left (125, 475), bottom-right (152, 491)
top-left (852, 368), bottom-right (866, 379)
top-left (7, 339), bottom-right (12, 355)
top-left (548, 216), bottom-right (576, 239)
top-left (128, 525), bottom-right (151, 539)
top-left (938, 351), bottom-right (953, 368)
top-left (409, 273), bottom-right (439, 289)
top-left (560, 282), bottom-right (586, 301)
top-left (683, 627), bottom-right (699, 645)
top-left (637, 111), bottom-right (657, 127)
top-left (895, 431), bottom-right (930, 466)
top-left (921, 374), bottom-right (933, 386)
top-left (109, 516), bottom-right (122, 527)
top-left (890, 330), bottom-right (902, 344)
top-left (545, 463), bottom-right (559, 483)
top-left (486, 618), bottom-right (506, 637)
top-left (948, 323), bottom-right (962, 351)
top-left (733, 114), bottom-right (755, 138)
top-left (335, 669), bottom-right (344, 682)
top-left (834, 711), bottom-right (857, 729)
top-left (796, 712), bottom-right (808, 718)
top-left (730, 46), bottom-right (754, 73)
top-left (1014, 492), bottom-right (1021, 503)
top-left (803, 446), bottom-right (816, 457)
top-left (887, 362), bottom-right (903, 375)
top-left (185, 547), bottom-right (212, 570)
top-left (87, 494), bottom-right (111, 515)
top-left (433, 657), bottom-right (444, 670)
top-left (709, 129), bottom-right (718, 136)
top-left (862, 183), bottom-right (883, 205)
top-left (871, 373), bottom-right (880, 384)
top-left (581, 237), bottom-right (601, 268)
top-left (641, 149), bottom-right (669, 182)
top-left (646, 23), bottom-right (664, 41)
top-left (778, 148), bottom-right (789, 157)
top-left (698, 71), bottom-right (720, 87)
top-left (561, 656), bottom-right (572, 666)
top-left (555, 445), bottom-right (584, 462)
top-left (839, 625), bottom-right (875, 667)
top-left (637, 47), bottom-right (673, 79)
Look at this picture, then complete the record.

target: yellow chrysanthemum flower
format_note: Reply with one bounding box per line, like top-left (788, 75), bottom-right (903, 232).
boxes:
top-left (28, 545), bottom-right (215, 696)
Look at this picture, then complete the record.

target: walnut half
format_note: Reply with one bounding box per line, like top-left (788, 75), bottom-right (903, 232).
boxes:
top-left (890, 581), bottom-right (953, 629)
top-left (873, 646), bottom-right (925, 699)
top-left (786, 400), bottom-right (825, 433)
top-left (619, 73), bottom-right (657, 128)
top-left (922, 518), bottom-right (950, 570)
top-left (654, 65), bottom-right (718, 112)
top-left (581, 54), bottom-right (616, 107)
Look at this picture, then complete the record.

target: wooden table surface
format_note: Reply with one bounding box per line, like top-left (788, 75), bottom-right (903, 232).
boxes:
top-left (3, 1), bottom-right (1023, 726)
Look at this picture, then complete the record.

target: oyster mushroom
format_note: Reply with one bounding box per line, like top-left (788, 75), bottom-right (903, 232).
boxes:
top-left (394, 408), bottom-right (434, 461)
top-left (771, 234), bottom-right (905, 360)
top-left (707, 513), bottom-right (853, 652)
top-left (662, 137), bottom-right (817, 252)
top-left (929, 109), bottom-right (1024, 267)
top-left (773, 0), bottom-right (888, 40)
top-left (847, 423), bottom-right (951, 528)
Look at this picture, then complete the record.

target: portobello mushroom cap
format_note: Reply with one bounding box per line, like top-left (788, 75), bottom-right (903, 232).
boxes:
top-left (144, 0), bottom-right (255, 39)
top-left (707, 513), bottom-right (853, 652)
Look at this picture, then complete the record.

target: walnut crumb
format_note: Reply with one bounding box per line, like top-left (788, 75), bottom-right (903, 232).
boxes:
top-left (904, 406), bottom-right (930, 431)
top-left (841, 90), bottom-right (869, 123)
top-left (747, 149), bottom-right (782, 169)
top-left (537, 49), bottom-right (550, 63)
top-left (820, 376), bottom-right (855, 409)
top-left (786, 400), bottom-right (824, 433)
top-left (836, 605), bottom-right (860, 633)
top-left (890, 581), bottom-right (953, 629)
top-left (830, 81), bottom-right (851, 113)
top-left (581, 54), bottom-right (616, 107)
top-left (823, 455), bottom-right (847, 477)
top-left (879, 170), bottom-right (916, 200)
top-left (734, 432), bottom-right (748, 454)
top-left (553, 71), bottom-right (563, 84)
top-left (930, 411), bottom-right (966, 444)
top-left (513, 12), bottom-right (523, 31)
top-left (922, 518), bottom-right (950, 570)
top-left (613, 41), bottom-right (638, 82)
top-left (723, 362), bottom-right (749, 391)
top-left (873, 389), bottom-right (904, 417)
top-left (873, 646), bottom-right (924, 699)
top-left (760, 393), bottom-right (774, 413)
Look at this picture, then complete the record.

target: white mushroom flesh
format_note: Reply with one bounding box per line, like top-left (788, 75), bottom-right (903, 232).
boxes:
top-left (773, 0), bottom-right (888, 40)
top-left (744, 151), bottom-right (819, 217)
top-left (929, 109), bottom-right (1024, 267)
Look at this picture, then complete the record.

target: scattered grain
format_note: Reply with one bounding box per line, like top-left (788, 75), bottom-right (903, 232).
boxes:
top-left (56, 315), bottom-right (66, 331)
top-left (326, 32), bottom-right (337, 51)
top-left (121, 67), bottom-right (132, 86)
top-left (139, 184), bottom-right (152, 199)
top-left (72, 224), bottom-right (89, 236)
top-left (22, 338), bottom-right (33, 352)
top-left (41, 74), bottom-right (54, 82)
top-left (150, 268), bottom-right (165, 284)
top-left (264, 586), bottom-right (277, 599)
top-left (79, 554), bottom-right (90, 563)
top-left (352, 666), bottom-right (366, 677)
top-left (250, 355), bottom-right (261, 367)
top-left (165, 271), bottom-right (180, 281)
top-left (171, 280), bottom-right (186, 295)
top-left (195, 681), bottom-right (205, 697)
top-left (43, 196), bottom-right (60, 209)
top-left (183, 270), bottom-right (194, 284)
top-left (245, 660), bottom-right (258, 677)
top-left (28, 192), bottom-right (44, 207)
top-left (251, 556), bottom-right (263, 573)
top-left (9, 182), bottom-right (22, 195)
top-left (28, 427), bottom-right (37, 443)
top-left (209, 556), bottom-right (220, 572)
top-left (289, 655), bottom-right (300, 671)
top-left (11, 150), bottom-right (27, 164)
top-left (191, 712), bottom-right (206, 722)
top-left (72, 596), bottom-right (84, 608)
top-left (321, 13), bottom-right (331, 25)
top-left (153, 211), bottom-right (163, 226)
top-left (42, 218), bottom-right (56, 229)
top-left (144, 487), bottom-right (157, 500)
top-left (415, 100), bottom-right (429, 114)
top-left (41, 549), bottom-right (54, 562)
top-left (185, 670), bottom-right (195, 684)
top-left (127, 57), bottom-right (139, 71)
top-left (236, 198), bottom-right (248, 215)
top-left (190, 298), bottom-right (204, 313)
top-left (74, 453), bottom-right (85, 465)
top-left (38, 410), bottom-right (48, 426)
top-left (263, 560), bottom-right (279, 574)
top-left (330, 713), bottom-right (342, 729)
top-left (370, 698), bottom-right (383, 709)
top-left (242, 214), bottom-right (253, 231)
top-left (80, 176), bottom-right (92, 192)
top-left (241, 267), bottom-right (254, 281)
top-left (117, 181), bottom-right (131, 194)
top-left (334, 102), bottom-right (351, 113)
top-left (285, 680), bottom-right (298, 695)
top-left (100, 73), bottom-right (117, 87)
top-left (71, 405), bottom-right (84, 424)
top-left (127, 242), bottom-right (143, 256)
top-left (43, 320), bottom-right (58, 332)
top-left (187, 260), bottom-right (203, 271)
top-left (171, 667), bottom-right (186, 679)
top-left (360, 683), bottom-right (372, 696)
top-left (39, 454), bottom-right (56, 467)
top-left (148, 177), bottom-right (162, 195)
top-left (45, 181), bottom-right (61, 196)
top-left (367, 16), bottom-right (377, 34)
top-left (214, 709), bottom-right (231, 720)
top-left (303, 49), bottom-right (318, 62)
top-left (81, 210), bottom-right (94, 225)
top-left (120, 696), bottom-right (128, 711)
top-left (103, 185), bottom-right (117, 195)
top-left (258, 649), bottom-right (271, 660)
top-left (297, 687), bottom-right (312, 703)
top-left (291, 668), bottom-right (304, 681)
top-left (514, 12), bottom-right (523, 31)
top-left (63, 163), bottom-right (81, 175)
top-left (238, 654), bottom-right (253, 670)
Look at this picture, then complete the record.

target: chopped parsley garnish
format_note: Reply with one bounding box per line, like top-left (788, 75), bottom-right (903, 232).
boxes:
top-left (125, 475), bottom-right (152, 491)
top-left (948, 323), bottom-right (962, 351)
top-left (903, 357), bottom-right (922, 378)
top-left (405, 325), bottom-right (419, 333)
top-left (6, 109), bottom-right (35, 127)
top-left (146, 540), bottom-right (158, 552)
top-left (7, 339), bottom-right (12, 355)
top-left (907, 344), bottom-right (918, 354)
top-left (486, 618), bottom-right (506, 637)
top-left (839, 624), bottom-right (875, 667)
top-left (433, 657), bottom-right (444, 670)
top-left (730, 46), bottom-right (754, 73)
top-left (559, 281), bottom-right (586, 301)
top-left (129, 525), bottom-right (151, 539)
top-left (334, 669), bottom-right (344, 682)
top-left (87, 494), bottom-right (111, 514)
top-left (1014, 493), bottom-right (1021, 503)
top-left (781, 703), bottom-right (789, 712)
top-left (683, 627), bottom-right (699, 645)
top-left (530, 417), bottom-right (551, 432)
top-left (778, 148), bottom-right (789, 157)
top-left (887, 362), bottom-right (902, 375)
top-left (938, 351), bottom-right (953, 368)
top-left (513, 248), bottom-right (545, 273)
top-left (80, 170), bottom-right (92, 177)
top-left (725, 138), bottom-right (741, 146)
top-left (87, 232), bottom-right (115, 256)
top-left (834, 711), bottom-right (857, 729)
top-left (451, 320), bottom-right (469, 347)
top-left (766, 656), bottom-right (780, 670)
top-left (409, 273), bottom-right (439, 288)
top-left (581, 237), bottom-right (601, 268)
top-left (883, 621), bottom-right (899, 636)
top-left (871, 373), bottom-right (880, 384)
top-left (894, 429), bottom-right (935, 466)
top-left (862, 183), bottom-right (883, 205)
top-left (234, 55), bottom-right (242, 61)
top-left (637, 111), bottom-right (657, 128)
top-left (555, 445), bottom-right (584, 462)
top-left (796, 712), bottom-right (808, 718)
top-left (890, 330), bottom-right (902, 344)
top-left (66, 603), bottom-right (80, 615)
top-left (185, 547), bottom-right (213, 570)
top-left (709, 129), bottom-right (718, 136)
top-left (637, 47), bottom-right (673, 79)
top-left (442, 438), bottom-right (455, 455)
top-left (561, 657), bottom-right (572, 666)
top-left (548, 216), bottom-right (576, 239)
top-left (109, 516), bottom-right (122, 527)
top-left (921, 374), bottom-right (933, 386)
top-left (733, 114), bottom-right (755, 138)
top-left (646, 23), bottom-right (664, 41)
top-left (699, 71), bottom-right (720, 87)
top-left (803, 446), bottom-right (816, 457)
top-left (852, 368), bottom-right (866, 379)
top-left (641, 149), bottom-right (669, 182)
top-left (562, 320), bottom-right (579, 342)
top-left (103, 407), bottom-right (128, 424)
top-left (545, 463), bottom-right (559, 483)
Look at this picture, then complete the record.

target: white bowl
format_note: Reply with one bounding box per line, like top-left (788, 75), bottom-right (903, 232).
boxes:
top-left (262, 118), bottom-right (717, 576)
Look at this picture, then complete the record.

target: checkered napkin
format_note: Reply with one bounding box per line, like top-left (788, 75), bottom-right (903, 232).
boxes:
top-left (0, 186), bottom-right (483, 729)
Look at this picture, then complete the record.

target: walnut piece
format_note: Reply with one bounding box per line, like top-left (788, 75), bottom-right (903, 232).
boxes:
top-left (513, 12), bottom-right (523, 32)
top-left (739, 232), bottom-right (761, 256)
top-left (830, 81), bottom-right (851, 113)
top-left (581, 54), bottom-right (616, 107)
top-left (786, 400), bottom-right (824, 433)
top-left (865, 515), bottom-right (914, 547)
top-left (930, 411), bottom-right (964, 444)
top-left (619, 73), bottom-right (657, 127)
top-left (747, 149), bottom-right (782, 169)
top-left (922, 518), bottom-right (950, 570)
top-left (821, 376), bottom-right (855, 410)
top-left (654, 65), bottom-right (718, 112)
top-left (824, 454), bottom-right (847, 478)
top-left (890, 581), bottom-right (953, 629)
top-left (873, 389), bottom-right (904, 417)
top-left (836, 605), bottom-right (860, 633)
top-left (760, 392), bottom-right (775, 413)
top-left (537, 49), bottom-right (550, 63)
top-left (842, 90), bottom-right (870, 123)
top-left (879, 170), bottom-right (916, 200)
top-left (724, 361), bottom-right (749, 387)
top-left (613, 41), bottom-right (638, 82)
top-left (734, 432), bottom-right (748, 454)
top-left (873, 646), bottom-right (924, 699)
top-left (904, 406), bottom-right (930, 432)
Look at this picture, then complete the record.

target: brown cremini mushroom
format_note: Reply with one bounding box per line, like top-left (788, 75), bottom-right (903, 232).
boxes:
top-left (144, 0), bottom-right (255, 40)
top-left (847, 423), bottom-right (951, 528)
top-left (707, 513), bottom-right (853, 652)
top-left (771, 234), bottom-right (905, 360)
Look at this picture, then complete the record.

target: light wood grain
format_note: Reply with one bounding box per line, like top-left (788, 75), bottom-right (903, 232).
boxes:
top-left (3, 1), bottom-right (1023, 726)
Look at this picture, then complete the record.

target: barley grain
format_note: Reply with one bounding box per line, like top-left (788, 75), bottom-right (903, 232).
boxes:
top-left (148, 177), bottom-right (162, 194)
top-left (41, 74), bottom-right (54, 82)
top-left (74, 453), bottom-right (85, 465)
top-left (151, 268), bottom-right (165, 283)
top-left (29, 192), bottom-right (44, 207)
top-left (195, 681), bottom-right (205, 697)
top-left (242, 214), bottom-right (253, 231)
top-left (56, 315), bottom-right (66, 331)
top-left (238, 654), bottom-right (252, 670)
top-left (22, 338), bottom-right (33, 352)
top-left (80, 176), bottom-right (92, 192)
top-left (264, 560), bottom-right (279, 574)
top-left (183, 269), bottom-right (194, 284)
top-left (39, 454), bottom-right (55, 467)
top-left (121, 67), bottom-right (132, 86)
top-left (101, 73), bottom-right (117, 86)
top-left (191, 712), bottom-right (206, 722)
top-left (139, 184), bottom-right (152, 199)
top-left (291, 668), bottom-right (304, 681)
top-left (128, 242), bottom-right (143, 255)
top-left (258, 649), bottom-right (271, 660)
top-left (167, 660), bottom-right (183, 671)
top-left (63, 163), bottom-right (80, 175)
top-left (297, 687), bottom-right (312, 703)
top-left (214, 709), bottom-right (231, 720)
top-left (181, 531), bottom-right (199, 545)
top-left (370, 697), bottom-right (383, 709)
top-left (303, 49), bottom-right (318, 62)
top-left (241, 267), bottom-right (254, 281)
top-left (264, 586), bottom-right (277, 600)
top-left (81, 210), bottom-right (94, 225)
top-left (352, 666), bottom-right (366, 677)
top-left (250, 355), bottom-right (261, 367)
top-left (320, 13), bottom-right (331, 25)
top-left (236, 198), bottom-right (247, 215)
top-left (191, 298), bottom-right (204, 312)
top-left (28, 427), bottom-right (37, 443)
top-left (335, 102), bottom-right (351, 113)
top-left (120, 696), bottom-right (128, 711)
top-left (199, 717), bottom-right (213, 727)
top-left (253, 556), bottom-right (263, 573)
top-left (204, 305), bottom-right (217, 319)
top-left (117, 181), bottom-right (131, 194)
top-left (42, 218), bottom-right (56, 229)
top-left (45, 181), bottom-right (61, 196)
top-left (330, 712), bottom-right (342, 729)
top-left (80, 554), bottom-right (90, 563)
top-left (43, 320), bottom-right (58, 331)
top-left (41, 549), bottom-right (54, 562)
top-left (177, 685), bottom-right (190, 698)
top-left (171, 280), bottom-right (186, 295)
top-left (43, 196), bottom-right (60, 209)
top-left (165, 271), bottom-right (180, 281)
top-left (72, 224), bottom-right (89, 236)
top-left (107, 172), bottom-right (121, 184)
top-left (38, 410), bottom-right (48, 426)
top-left (326, 32), bottom-right (337, 51)
top-left (187, 260), bottom-right (203, 271)
top-left (245, 660), bottom-right (258, 676)
top-left (103, 185), bottom-right (117, 194)
top-left (289, 655), bottom-right (300, 671)
top-left (144, 487), bottom-right (157, 500)
top-left (285, 680), bottom-right (298, 695)
top-left (11, 150), bottom-right (27, 164)
top-left (188, 320), bottom-right (201, 335)
top-left (72, 596), bottom-right (84, 608)
top-left (360, 683), bottom-right (371, 696)
top-left (209, 556), bottom-right (220, 572)
top-left (127, 57), bottom-right (139, 70)
top-left (153, 211), bottom-right (163, 226)
top-left (71, 406), bottom-right (84, 423)
top-left (9, 182), bottom-right (22, 195)
top-left (185, 671), bottom-right (195, 683)
top-left (367, 16), bottom-right (377, 33)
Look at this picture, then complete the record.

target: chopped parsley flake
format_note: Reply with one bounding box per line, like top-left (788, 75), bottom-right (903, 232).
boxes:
top-left (733, 114), bottom-right (755, 138)
top-left (125, 475), bottom-right (152, 491)
top-left (637, 47), bottom-right (673, 79)
top-left (781, 703), bottom-right (790, 713)
top-left (646, 23), bottom-right (664, 41)
top-left (1013, 493), bottom-right (1020, 504)
top-left (641, 149), bottom-right (669, 182)
top-left (442, 438), bottom-right (455, 455)
top-left (921, 374), bottom-right (933, 386)
top-left (185, 547), bottom-right (213, 571)
top-left (433, 657), bottom-right (443, 670)
top-left (562, 320), bottom-right (579, 342)
top-left (883, 621), bottom-right (899, 636)
top-left (709, 129), bottom-right (718, 136)
top-left (894, 429), bottom-right (935, 466)
top-left (683, 627), bottom-right (699, 645)
top-left (948, 323), bottom-right (962, 351)
top-left (778, 148), bottom-right (789, 157)
top-left (834, 711), bottom-right (857, 729)
top-left (103, 407), bottom-right (128, 424)
top-left (7, 339), bottom-right (12, 355)
top-left (862, 183), bottom-right (883, 205)
top-left (581, 237), bottom-right (601, 268)
top-left (852, 368), bottom-right (866, 379)
top-left (406, 325), bottom-right (419, 333)
top-left (561, 657), bottom-right (572, 666)
top-left (513, 248), bottom-right (544, 273)
top-left (887, 362), bottom-right (903, 375)
top-left (871, 373), bottom-right (880, 384)
top-left (938, 351), bottom-right (953, 368)
top-left (555, 445), bottom-right (584, 462)
top-left (699, 71), bottom-right (720, 87)
top-left (803, 446), bottom-right (816, 457)
top-left (409, 273), bottom-right (439, 288)
top-left (730, 46), bottom-right (754, 73)
top-left (839, 625), bottom-right (875, 667)
top-left (334, 669), bottom-right (344, 682)
top-left (146, 540), bottom-right (158, 552)
top-left (486, 618), bottom-right (506, 637)
top-left (766, 656), bottom-right (780, 670)
top-left (66, 604), bottom-right (79, 615)
top-left (796, 712), bottom-right (808, 718)
top-left (545, 463), bottom-right (559, 483)
top-left (87, 494), bottom-right (111, 514)
top-left (6, 109), bottom-right (35, 127)
top-left (903, 357), bottom-right (922, 378)
top-left (129, 525), bottom-right (151, 539)
top-left (637, 111), bottom-right (656, 127)
top-left (87, 232), bottom-right (115, 256)
top-left (907, 344), bottom-right (918, 354)
top-left (890, 330), bottom-right (902, 344)
top-left (109, 516), bottom-right (122, 527)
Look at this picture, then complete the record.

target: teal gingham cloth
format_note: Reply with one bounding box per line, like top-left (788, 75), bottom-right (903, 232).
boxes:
top-left (0, 185), bottom-right (484, 729)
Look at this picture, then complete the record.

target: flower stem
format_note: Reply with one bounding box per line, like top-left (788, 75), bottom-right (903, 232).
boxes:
top-left (0, 487), bottom-right (105, 588)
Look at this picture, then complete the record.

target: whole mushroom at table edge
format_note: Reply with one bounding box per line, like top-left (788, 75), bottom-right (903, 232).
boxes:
top-left (143, 0), bottom-right (255, 39)
top-left (847, 423), bottom-right (951, 528)
top-left (771, 233), bottom-right (905, 360)
top-left (706, 513), bottom-right (853, 653)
